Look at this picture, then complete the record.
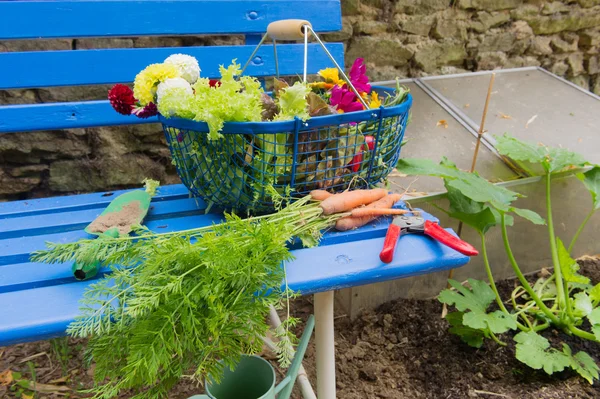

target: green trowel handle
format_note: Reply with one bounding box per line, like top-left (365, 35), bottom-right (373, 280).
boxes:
top-left (72, 229), bottom-right (120, 281)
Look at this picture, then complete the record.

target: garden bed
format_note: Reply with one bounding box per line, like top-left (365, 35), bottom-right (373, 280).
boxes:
top-left (2, 257), bottom-right (600, 399)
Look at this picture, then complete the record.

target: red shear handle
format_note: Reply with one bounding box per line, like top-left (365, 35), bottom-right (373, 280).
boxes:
top-left (379, 223), bottom-right (402, 263)
top-left (424, 220), bottom-right (479, 256)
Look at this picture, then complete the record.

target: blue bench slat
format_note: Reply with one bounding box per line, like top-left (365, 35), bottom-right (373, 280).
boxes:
top-left (0, 184), bottom-right (196, 219)
top-left (0, 0), bottom-right (342, 40)
top-left (0, 213), bottom-right (225, 266)
top-left (0, 43), bottom-right (345, 90)
top-left (0, 227), bottom-right (467, 347)
top-left (0, 198), bottom-right (206, 240)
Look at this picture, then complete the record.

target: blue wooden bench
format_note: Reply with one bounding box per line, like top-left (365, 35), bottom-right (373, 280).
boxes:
top-left (0, 1), bottom-right (470, 397)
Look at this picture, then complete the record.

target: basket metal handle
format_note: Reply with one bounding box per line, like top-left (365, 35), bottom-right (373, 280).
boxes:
top-left (240, 19), bottom-right (370, 110)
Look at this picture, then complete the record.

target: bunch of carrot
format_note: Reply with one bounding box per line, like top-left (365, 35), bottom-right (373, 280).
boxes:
top-left (310, 188), bottom-right (409, 231)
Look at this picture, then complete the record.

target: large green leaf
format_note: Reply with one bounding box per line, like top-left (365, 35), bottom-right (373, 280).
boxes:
top-left (563, 345), bottom-right (600, 384)
top-left (587, 308), bottom-right (600, 325)
top-left (577, 166), bottom-right (600, 210)
top-left (462, 309), bottom-right (517, 334)
top-left (445, 185), bottom-right (500, 234)
top-left (589, 283), bottom-right (600, 303)
top-left (557, 238), bottom-right (590, 284)
top-left (514, 331), bottom-right (571, 375)
top-left (439, 279), bottom-right (516, 334)
top-left (397, 158), bottom-right (519, 210)
top-left (511, 207), bottom-right (546, 225)
top-left (573, 292), bottom-right (593, 318)
top-left (445, 311), bottom-right (485, 348)
top-left (496, 133), bottom-right (587, 173)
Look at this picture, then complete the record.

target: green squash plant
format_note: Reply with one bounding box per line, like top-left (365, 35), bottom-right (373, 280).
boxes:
top-left (397, 133), bottom-right (600, 383)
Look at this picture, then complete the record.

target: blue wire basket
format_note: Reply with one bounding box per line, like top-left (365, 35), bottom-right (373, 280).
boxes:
top-left (160, 86), bottom-right (412, 212)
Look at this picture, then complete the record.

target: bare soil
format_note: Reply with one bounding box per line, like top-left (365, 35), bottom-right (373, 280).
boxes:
top-left (2, 258), bottom-right (600, 399)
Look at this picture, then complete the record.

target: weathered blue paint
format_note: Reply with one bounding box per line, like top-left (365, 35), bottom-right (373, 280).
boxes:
top-left (0, 185), bottom-right (468, 346)
top-left (0, 1), bottom-right (342, 39)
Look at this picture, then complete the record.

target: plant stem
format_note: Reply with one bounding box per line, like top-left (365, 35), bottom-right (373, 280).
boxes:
top-left (545, 173), bottom-right (567, 311)
top-left (568, 209), bottom-right (595, 253)
top-left (569, 325), bottom-right (597, 341)
top-left (480, 232), bottom-right (527, 331)
top-left (488, 331), bottom-right (507, 346)
top-left (501, 214), bottom-right (561, 326)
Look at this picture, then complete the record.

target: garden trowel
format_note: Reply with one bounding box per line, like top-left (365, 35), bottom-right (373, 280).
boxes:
top-left (72, 180), bottom-right (159, 280)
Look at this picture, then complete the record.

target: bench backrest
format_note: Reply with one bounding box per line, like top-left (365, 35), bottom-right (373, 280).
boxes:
top-left (0, 0), bottom-right (343, 133)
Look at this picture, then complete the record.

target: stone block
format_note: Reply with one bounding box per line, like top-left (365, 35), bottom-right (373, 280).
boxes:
top-left (49, 154), bottom-right (165, 192)
top-left (0, 39), bottom-right (72, 52)
top-left (433, 19), bottom-right (468, 40)
top-left (511, 4), bottom-right (540, 20)
top-left (588, 56), bottom-right (600, 74)
top-left (0, 169), bottom-right (41, 195)
top-left (75, 38), bottom-right (134, 49)
top-left (479, 31), bottom-right (517, 52)
top-left (524, 7), bottom-right (600, 35)
top-left (470, 11), bottom-right (511, 33)
top-left (511, 21), bottom-right (535, 40)
top-left (90, 127), bottom-right (144, 157)
top-left (342, 0), bottom-right (361, 15)
top-left (322, 18), bottom-right (354, 42)
top-left (579, 29), bottom-right (600, 47)
top-left (8, 164), bottom-right (48, 178)
top-left (133, 37), bottom-right (185, 48)
top-left (579, 0), bottom-right (600, 7)
top-left (413, 40), bottom-right (467, 73)
top-left (476, 51), bottom-right (508, 70)
top-left (0, 89), bottom-right (38, 105)
top-left (355, 20), bottom-right (390, 35)
top-left (551, 36), bottom-right (579, 53)
top-left (567, 52), bottom-right (585, 76)
top-left (568, 74), bottom-right (590, 90)
top-left (504, 55), bottom-right (542, 68)
top-left (0, 130), bottom-right (91, 164)
top-left (593, 76), bottom-right (600, 95)
top-left (396, 15), bottom-right (435, 36)
top-left (528, 36), bottom-right (553, 55)
top-left (36, 85), bottom-right (111, 103)
top-left (395, 0), bottom-right (450, 14)
top-left (542, 2), bottom-right (571, 15)
top-left (346, 35), bottom-right (415, 67)
top-left (458, 0), bottom-right (520, 11)
top-left (550, 61), bottom-right (569, 76)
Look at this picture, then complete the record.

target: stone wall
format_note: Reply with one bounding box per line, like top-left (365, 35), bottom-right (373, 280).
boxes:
top-left (1, 1), bottom-right (599, 200)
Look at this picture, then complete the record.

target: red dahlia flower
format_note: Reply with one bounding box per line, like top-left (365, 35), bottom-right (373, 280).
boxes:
top-left (108, 84), bottom-right (136, 115)
top-left (209, 79), bottom-right (221, 87)
top-left (133, 102), bottom-right (158, 119)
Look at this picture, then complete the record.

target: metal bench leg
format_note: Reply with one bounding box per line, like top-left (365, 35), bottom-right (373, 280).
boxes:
top-left (314, 290), bottom-right (336, 399)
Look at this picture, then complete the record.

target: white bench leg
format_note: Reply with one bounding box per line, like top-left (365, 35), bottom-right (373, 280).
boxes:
top-left (314, 290), bottom-right (336, 399)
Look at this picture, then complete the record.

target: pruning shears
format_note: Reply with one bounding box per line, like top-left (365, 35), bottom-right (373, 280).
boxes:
top-left (379, 215), bottom-right (479, 263)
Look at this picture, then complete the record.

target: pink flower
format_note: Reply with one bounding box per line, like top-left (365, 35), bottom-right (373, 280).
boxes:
top-left (349, 58), bottom-right (371, 95)
top-left (330, 85), bottom-right (363, 114)
top-left (108, 84), bottom-right (136, 115)
top-left (133, 102), bottom-right (158, 119)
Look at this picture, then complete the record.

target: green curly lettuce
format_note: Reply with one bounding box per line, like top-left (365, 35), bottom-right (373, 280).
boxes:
top-left (190, 60), bottom-right (264, 140)
top-left (157, 88), bottom-right (195, 119)
top-left (274, 82), bottom-right (310, 121)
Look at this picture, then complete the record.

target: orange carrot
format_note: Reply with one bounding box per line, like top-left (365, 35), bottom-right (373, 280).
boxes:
top-left (309, 190), bottom-right (334, 201)
top-left (349, 208), bottom-right (409, 218)
top-left (319, 188), bottom-right (387, 215)
top-left (335, 193), bottom-right (402, 231)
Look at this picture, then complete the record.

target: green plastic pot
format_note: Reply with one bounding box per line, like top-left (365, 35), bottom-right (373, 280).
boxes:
top-left (189, 315), bottom-right (314, 399)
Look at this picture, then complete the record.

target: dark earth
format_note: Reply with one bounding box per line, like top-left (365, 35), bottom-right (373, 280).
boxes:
top-left (2, 258), bottom-right (600, 399)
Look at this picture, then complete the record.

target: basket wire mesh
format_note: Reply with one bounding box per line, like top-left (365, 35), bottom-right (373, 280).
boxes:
top-left (161, 19), bottom-right (412, 212)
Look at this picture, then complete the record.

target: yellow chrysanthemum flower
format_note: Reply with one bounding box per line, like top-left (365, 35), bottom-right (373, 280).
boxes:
top-left (133, 63), bottom-right (180, 105)
top-left (318, 68), bottom-right (344, 85)
top-left (369, 91), bottom-right (382, 109)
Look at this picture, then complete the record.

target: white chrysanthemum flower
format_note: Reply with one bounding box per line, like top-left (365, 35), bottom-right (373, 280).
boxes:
top-left (164, 54), bottom-right (201, 84)
top-left (156, 77), bottom-right (193, 105)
